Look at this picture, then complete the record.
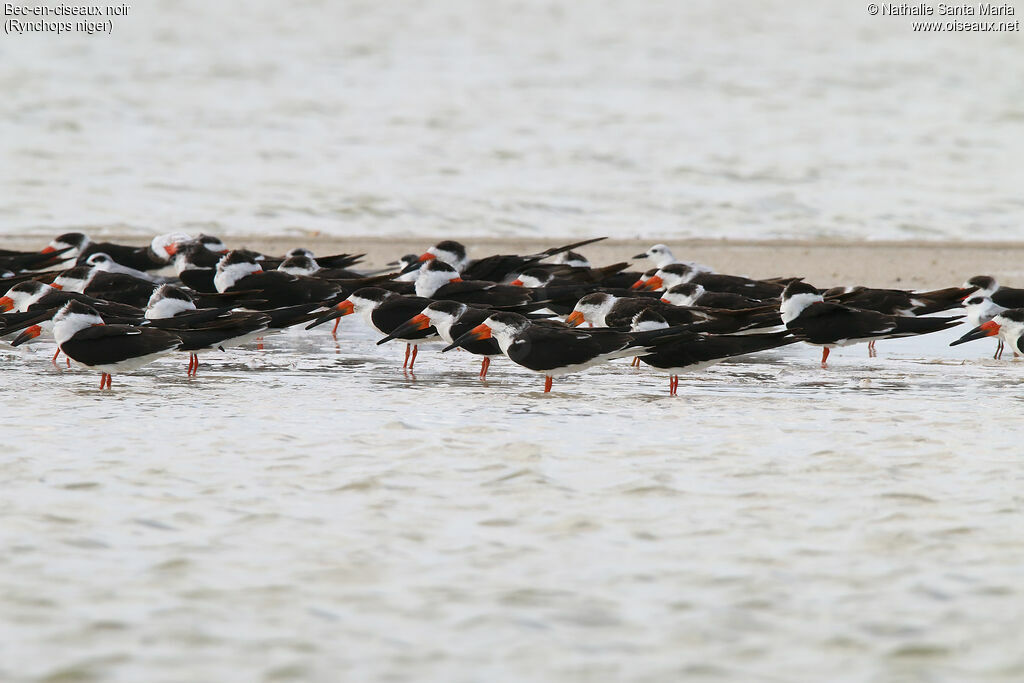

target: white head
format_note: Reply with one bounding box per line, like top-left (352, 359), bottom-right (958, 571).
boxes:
top-left (551, 250), bottom-right (591, 268)
top-left (421, 240), bottom-right (469, 272)
top-left (150, 232), bottom-right (193, 262)
top-left (145, 284), bottom-right (197, 319)
top-left (214, 251), bottom-right (263, 292)
top-left (480, 312), bottom-right (531, 355)
top-left (51, 266), bottom-right (96, 293)
top-left (964, 275), bottom-right (998, 298)
top-left (780, 281), bottom-right (824, 324)
top-left (414, 260), bottom-right (462, 298)
top-left (652, 263), bottom-right (696, 291)
top-left (197, 234), bottom-right (229, 253)
top-left (631, 309), bottom-right (670, 332)
top-left (567, 292), bottom-right (617, 327)
top-left (510, 269), bottom-right (553, 288)
top-left (278, 255), bottom-right (320, 276)
top-left (962, 295), bottom-right (1007, 327)
top-left (421, 301), bottom-right (470, 342)
top-left (661, 283), bottom-right (704, 307)
top-left (52, 300), bottom-right (105, 345)
top-left (0, 281), bottom-right (54, 312)
top-left (635, 244), bottom-right (678, 268)
top-left (44, 232), bottom-right (90, 258)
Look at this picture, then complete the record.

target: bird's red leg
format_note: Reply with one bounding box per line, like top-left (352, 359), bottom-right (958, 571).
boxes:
top-left (544, 375), bottom-right (553, 392)
top-left (52, 349), bottom-right (60, 366)
top-left (996, 340), bottom-right (1004, 360)
top-left (868, 340), bottom-right (876, 358)
top-left (99, 373), bottom-right (106, 390)
top-left (631, 356), bottom-right (640, 367)
top-left (332, 318), bottom-right (340, 337)
top-left (403, 343), bottom-right (411, 368)
top-left (409, 344), bottom-right (418, 369)
top-left (107, 374), bottom-right (113, 390)
top-left (479, 356), bottom-right (490, 380)
top-left (256, 337), bottom-right (264, 351)
top-left (821, 347), bottom-right (830, 369)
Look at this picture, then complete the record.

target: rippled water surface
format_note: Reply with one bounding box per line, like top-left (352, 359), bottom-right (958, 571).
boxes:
top-left (3, 0), bottom-right (1024, 241)
top-left (3, 322), bottom-right (1024, 681)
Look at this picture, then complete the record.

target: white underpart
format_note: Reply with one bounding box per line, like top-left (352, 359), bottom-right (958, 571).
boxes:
top-left (145, 295), bottom-right (197, 320)
top-left (51, 272), bottom-right (93, 293)
top-left (150, 233), bottom-right (192, 263)
top-left (514, 273), bottom-right (547, 288)
top-left (427, 247), bottom-right (468, 273)
top-left (414, 266), bottom-right (458, 298)
top-left (964, 298), bottom-right (1007, 327)
top-left (571, 298), bottom-right (614, 327)
top-left (995, 316), bottom-right (1024, 352)
top-left (423, 310), bottom-right (458, 343)
top-left (347, 295), bottom-right (384, 333)
top-left (552, 253), bottom-right (591, 268)
top-left (5, 285), bottom-right (50, 312)
top-left (214, 261), bottom-right (262, 292)
top-left (780, 292), bottom-right (824, 324)
top-left (663, 284), bottom-right (703, 307)
top-left (278, 263), bottom-right (317, 276)
top-left (631, 318), bottom-right (670, 332)
top-left (47, 235), bottom-right (90, 259)
top-left (52, 309), bottom-right (105, 346)
top-left (656, 269), bottom-right (696, 290)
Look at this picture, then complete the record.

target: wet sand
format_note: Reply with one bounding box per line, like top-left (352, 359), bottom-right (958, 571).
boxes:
top-left (5, 233), bottom-right (1024, 290)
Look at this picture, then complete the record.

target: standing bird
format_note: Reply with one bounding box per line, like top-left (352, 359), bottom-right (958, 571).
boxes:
top-left (443, 311), bottom-right (684, 393)
top-left (143, 285), bottom-right (271, 377)
top-left (629, 310), bottom-right (796, 396)
top-left (779, 281), bottom-right (963, 368)
top-left (19, 300), bottom-right (181, 390)
top-left (950, 309), bottom-right (1024, 358)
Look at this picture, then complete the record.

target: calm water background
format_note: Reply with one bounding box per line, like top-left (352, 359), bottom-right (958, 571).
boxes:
top-left (4, 2), bottom-right (1024, 681)
top-left (2, 0), bottom-right (1024, 241)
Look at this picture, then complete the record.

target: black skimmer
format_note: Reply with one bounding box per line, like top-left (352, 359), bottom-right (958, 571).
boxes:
top-left (20, 300), bottom-right (182, 389)
top-left (259, 247), bottom-right (365, 272)
top-left (442, 310), bottom-right (687, 393)
top-left (403, 237), bottom-right (607, 282)
top-left (959, 295), bottom-right (1010, 358)
top-left (42, 232), bottom-right (185, 271)
top-left (51, 265), bottom-right (158, 308)
top-left (629, 309), bottom-right (797, 395)
top-left (0, 280), bottom-right (144, 321)
top-left (566, 291), bottom-right (712, 328)
top-left (276, 254), bottom-right (365, 281)
top-left (822, 283), bottom-right (978, 357)
top-left (376, 301), bottom-right (503, 379)
top-left (214, 250), bottom-right (342, 307)
top-left (413, 260), bottom-right (536, 308)
top-left (825, 285), bottom-right (977, 317)
top-left (660, 283), bottom-right (770, 311)
top-left (780, 281), bottom-right (964, 368)
top-left (950, 309), bottom-right (1024, 357)
top-left (307, 287), bottom-right (437, 369)
top-left (0, 245), bottom-right (74, 273)
top-left (963, 276), bottom-right (1024, 309)
top-left (143, 285), bottom-right (271, 377)
top-left (635, 263), bottom-right (790, 300)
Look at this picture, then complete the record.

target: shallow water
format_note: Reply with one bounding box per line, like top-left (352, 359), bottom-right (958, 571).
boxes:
top-left (3, 321), bottom-right (1024, 681)
top-left (3, 0), bottom-right (1024, 241)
